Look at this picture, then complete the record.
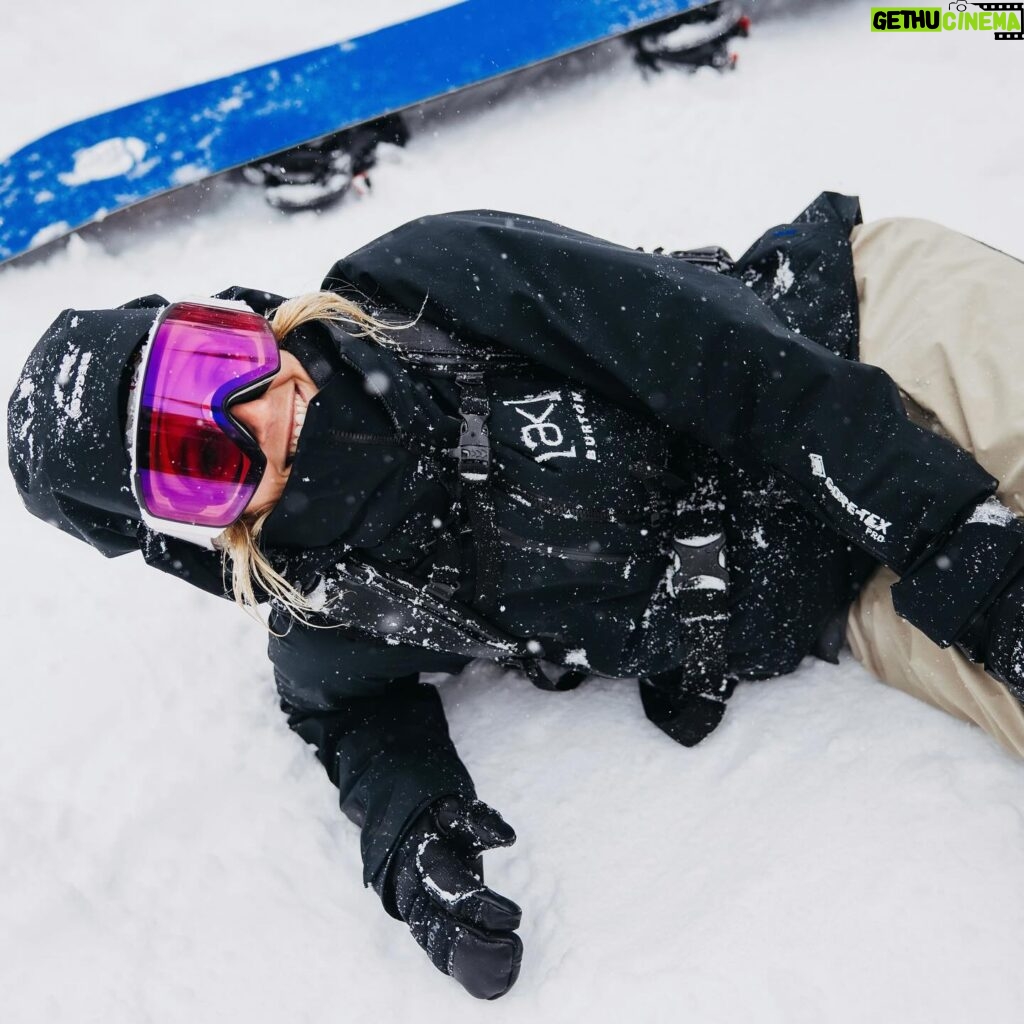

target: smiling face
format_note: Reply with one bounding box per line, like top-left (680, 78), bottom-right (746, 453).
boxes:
top-left (231, 350), bottom-right (318, 514)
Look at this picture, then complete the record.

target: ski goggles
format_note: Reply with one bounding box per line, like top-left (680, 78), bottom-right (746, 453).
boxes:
top-left (128, 298), bottom-right (281, 546)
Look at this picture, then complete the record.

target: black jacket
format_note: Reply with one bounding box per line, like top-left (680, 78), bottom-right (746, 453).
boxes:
top-left (258, 192), bottom-right (995, 900)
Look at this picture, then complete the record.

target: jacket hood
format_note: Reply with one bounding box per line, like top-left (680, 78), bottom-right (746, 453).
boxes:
top-left (7, 296), bottom-right (167, 557)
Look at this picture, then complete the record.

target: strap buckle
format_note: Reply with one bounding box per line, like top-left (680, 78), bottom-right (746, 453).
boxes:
top-left (423, 579), bottom-right (457, 601)
top-left (666, 245), bottom-right (735, 274)
top-left (458, 412), bottom-right (490, 482)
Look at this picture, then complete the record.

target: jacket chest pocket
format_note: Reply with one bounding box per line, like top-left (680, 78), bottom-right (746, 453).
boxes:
top-left (485, 484), bottom-right (669, 674)
top-left (481, 383), bottom-right (674, 659)
top-left (488, 380), bottom-right (671, 527)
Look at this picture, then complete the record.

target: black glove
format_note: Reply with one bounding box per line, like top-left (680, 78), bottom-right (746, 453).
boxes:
top-left (891, 497), bottom-right (1024, 697)
top-left (376, 795), bottom-right (523, 1000)
top-left (958, 572), bottom-right (1024, 701)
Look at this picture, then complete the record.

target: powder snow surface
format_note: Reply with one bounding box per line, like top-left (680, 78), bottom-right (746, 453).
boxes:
top-left (1, 3), bottom-right (1023, 1022)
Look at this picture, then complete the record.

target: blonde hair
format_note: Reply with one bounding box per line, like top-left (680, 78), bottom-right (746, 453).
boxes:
top-left (217, 291), bottom-right (415, 624)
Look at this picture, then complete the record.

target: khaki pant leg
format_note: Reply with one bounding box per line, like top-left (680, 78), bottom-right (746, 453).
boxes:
top-left (852, 217), bottom-right (1024, 503)
top-left (847, 568), bottom-right (1024, 758)
top-left (845, 218), bottom-right (1024, 755)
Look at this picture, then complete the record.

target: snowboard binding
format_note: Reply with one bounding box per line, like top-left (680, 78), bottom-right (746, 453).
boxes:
top-left (238, 6), bottom-right (747, 214)
top-left (240, 114), bottom-right (409, 211)
top-left (238, 6), bottom-right (748, 214)
top-left (629, 1), bottom-right (750, 73)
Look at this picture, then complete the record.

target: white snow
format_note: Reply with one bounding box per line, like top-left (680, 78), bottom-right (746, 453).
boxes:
top-left (53, 347), bottom-right (93, 422)
top-left (2, 2), bottom-right (1024, 1022)
top-left (304, 576), bottom-right (328, 613)
top-left (264, 173), bottom-right (353, 208)
top-left (675, 533), bottom-right (723, 547)
top-left (27, 219), bottom-right (71, 250)
top-left (771, 251), bottom-right (795, 297)
top-left (170, 164), bottom-right (210, 186)
top-left (57, 136), bottom-right (149, 186)
top-left (417, 834), bottom-right (484, 906)
top-left (967, 495), bottom-right (1017, 529)
top-left (684, 573), bottom-right (729, 591)
top-left (564, 648), bottom-right (591, 669)
top-left (66, 350), bottom-right (92, 420)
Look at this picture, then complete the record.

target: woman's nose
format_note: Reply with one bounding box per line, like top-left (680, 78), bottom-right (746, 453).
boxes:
top-left (231, 391), bottom-right (269, 442)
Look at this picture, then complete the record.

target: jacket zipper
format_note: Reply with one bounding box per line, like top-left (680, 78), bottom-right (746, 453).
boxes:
top-left (326, 429), bottom-right (399, 445)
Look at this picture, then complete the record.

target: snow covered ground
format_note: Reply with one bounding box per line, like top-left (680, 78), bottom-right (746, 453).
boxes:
top-left (2, 2), bottom-right (1024, 1021)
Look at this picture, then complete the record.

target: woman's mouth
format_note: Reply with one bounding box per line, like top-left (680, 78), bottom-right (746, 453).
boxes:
top-left (288, 393), bottom-right (308, 463)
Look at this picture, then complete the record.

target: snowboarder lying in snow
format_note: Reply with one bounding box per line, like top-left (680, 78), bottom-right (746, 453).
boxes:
top-left (8, 192), bottom-right (1024, 1000)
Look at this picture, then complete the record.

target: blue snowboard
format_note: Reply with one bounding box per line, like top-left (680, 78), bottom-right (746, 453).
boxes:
top-left (0, 0), bottom-right (712, 266)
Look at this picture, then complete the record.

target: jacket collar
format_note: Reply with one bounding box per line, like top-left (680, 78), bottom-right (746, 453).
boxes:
top-left (261, 323), bottom-right (455, 549)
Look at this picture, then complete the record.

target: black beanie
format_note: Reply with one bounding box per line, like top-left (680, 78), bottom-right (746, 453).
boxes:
top-left (7, 297), bottom-right (166, 557)
top-left (7, 287), bottom-right (318, 600)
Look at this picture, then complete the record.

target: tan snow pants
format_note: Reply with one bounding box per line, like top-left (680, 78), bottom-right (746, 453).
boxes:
top-left (846, 217), bottom-right (1024, 756)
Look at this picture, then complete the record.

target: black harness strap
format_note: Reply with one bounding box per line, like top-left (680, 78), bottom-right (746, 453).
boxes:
top-left (424, 524), bottom-right (463, 602)
top-left (452, 372), bottom-right (503, 614)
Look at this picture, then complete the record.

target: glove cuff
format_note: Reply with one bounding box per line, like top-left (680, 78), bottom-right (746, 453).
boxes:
top-left (371, 796), bottom-right (441, 920)
top-left (891, 498), bottom-right (1024, 648)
